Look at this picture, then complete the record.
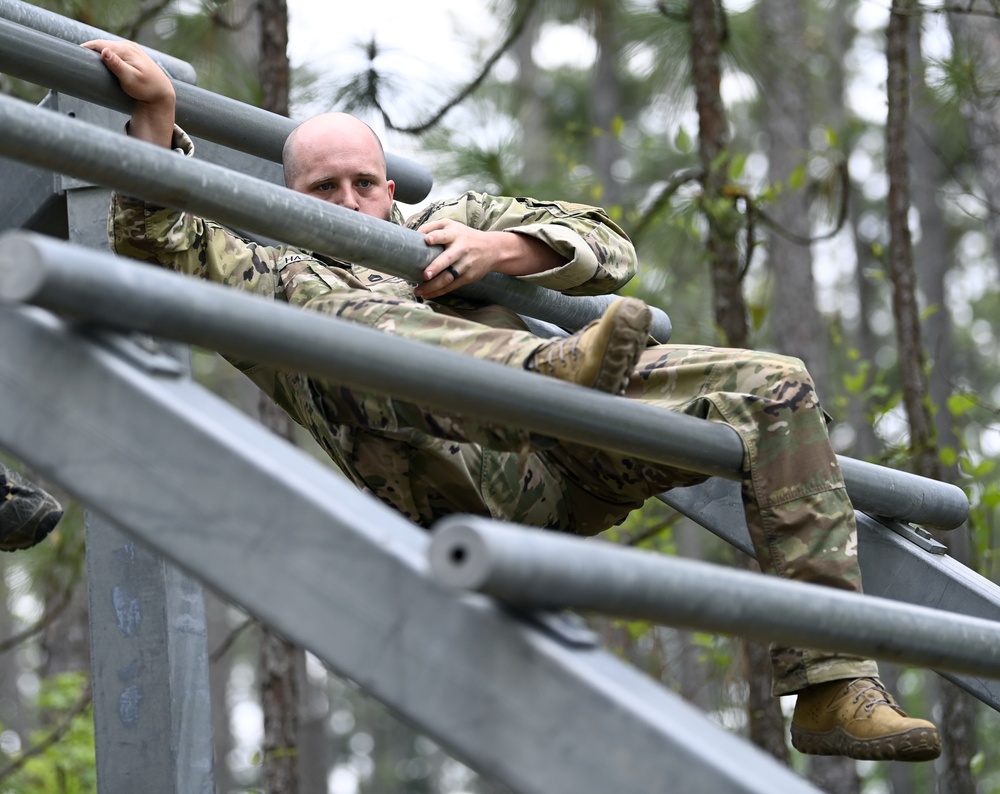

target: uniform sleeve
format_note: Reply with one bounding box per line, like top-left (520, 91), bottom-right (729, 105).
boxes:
top-left (404, 191), bottom-right (637, 296)
top-left (107, 125), bottom-right (288, 301)
top-left (109, 193), bottom-right (288, 301)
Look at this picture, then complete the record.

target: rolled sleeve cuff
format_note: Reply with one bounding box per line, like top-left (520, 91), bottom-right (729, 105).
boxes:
top-left (505, 224), bottom-right (599, 292)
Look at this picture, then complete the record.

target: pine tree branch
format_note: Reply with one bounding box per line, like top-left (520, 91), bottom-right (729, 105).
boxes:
top-left (752, 159), bottom-right (850, 246)
top-left (377, 3), bottom-right (537, 134)
top-left (630, 167), bottom-right (705, 241)
top-left (210, 615), bottom-right (255, 662)
top-left (122, 0), bottom-right (178, 39)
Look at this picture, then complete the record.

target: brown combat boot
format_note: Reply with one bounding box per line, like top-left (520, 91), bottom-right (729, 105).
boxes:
top-left (526, 297), bottom-right (651, 395)
top-left (0, 465), bottom-right (63, 552)
top-left (791, 677), bottom-right (941, 762)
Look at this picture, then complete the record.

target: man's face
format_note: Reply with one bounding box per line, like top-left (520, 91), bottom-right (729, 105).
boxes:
top-left (286, 120), bottom-right (395, 221)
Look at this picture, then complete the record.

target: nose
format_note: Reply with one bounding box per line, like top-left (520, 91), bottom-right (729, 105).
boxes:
top-left (330, 187), bottom-right (360, 211)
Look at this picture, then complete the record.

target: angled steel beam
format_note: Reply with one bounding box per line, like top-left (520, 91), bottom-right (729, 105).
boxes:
top-left (0, 230), bottom-right (968, 531)
top-left (0, 306), bottom-right (821, 794)
top-left (0, 14), bottom-right (433, 203)
top-left (0, 0), bottom-right (197, 82)
top-left (0, 90), bottom-right (673, 340)
top-left (428, 517), bottom-right (1000, 680)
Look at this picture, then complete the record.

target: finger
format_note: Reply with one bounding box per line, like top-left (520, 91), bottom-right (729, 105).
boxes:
top-left (421, 245), bottom-right (459, 281)
top-left (421, 226), bottom-right (460, 249)
top-left (416, 218), bottom-right (453, 235)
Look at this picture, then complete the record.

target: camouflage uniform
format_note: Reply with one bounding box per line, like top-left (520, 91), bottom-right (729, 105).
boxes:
top-left (108, 132), bottom-right (876, 695)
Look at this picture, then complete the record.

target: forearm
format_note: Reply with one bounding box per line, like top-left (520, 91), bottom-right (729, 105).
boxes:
top-left (488, 230), bottom-right (568, 277)
top-left (410, 192), bottom-right (637, 296)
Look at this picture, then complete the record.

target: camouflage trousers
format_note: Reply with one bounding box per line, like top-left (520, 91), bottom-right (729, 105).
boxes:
top-left (282, 265), bottom-right (877, 695)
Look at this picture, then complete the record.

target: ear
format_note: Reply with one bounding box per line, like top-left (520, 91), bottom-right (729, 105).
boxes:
top-left (386, 179), bottom-right (396, 202)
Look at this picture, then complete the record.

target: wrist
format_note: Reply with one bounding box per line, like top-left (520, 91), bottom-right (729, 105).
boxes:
top-left (130, 97), bottom-right (177, 148)
top-left (496, 230), bottom-right (566, 276)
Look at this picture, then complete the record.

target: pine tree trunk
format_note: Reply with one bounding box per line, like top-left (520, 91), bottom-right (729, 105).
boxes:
top-left (909, 14), bottom-right (979, 791)
top-left (589, 2), bottom-right (623, 207)
top-left (253, 1), bottom-right (301, 788)
top-left (756, 0), bottom-right (828, 392)
top-left (689, 0), bottom-right (747, 348)
top-left (886, 6), bottom-right (976, 789)
top-left (948, 3), bottom-right (1000, 263)
top-left (257, 0), bottom-right (289, 117)
top-left (513, 10), bottom-right (548, 184)
top-left (884, 0), bottom-right (937, 477)
top-left (738, 553), bottom-right (789, 763)
top-left (259, 623), bottom-right (300, 794)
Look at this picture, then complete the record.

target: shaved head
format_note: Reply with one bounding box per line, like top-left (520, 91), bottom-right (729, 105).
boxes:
top-left (283, 112), bottom-right (385, 187)
top-left (282, 112), bottom-right (395, 219)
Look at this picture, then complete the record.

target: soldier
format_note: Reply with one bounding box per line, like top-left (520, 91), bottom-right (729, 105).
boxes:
top-left (85, 38), bottom-right (941, 762)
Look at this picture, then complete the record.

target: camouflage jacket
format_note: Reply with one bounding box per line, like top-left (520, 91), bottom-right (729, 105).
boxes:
top-left (107, 129), bottom-right (638, 525)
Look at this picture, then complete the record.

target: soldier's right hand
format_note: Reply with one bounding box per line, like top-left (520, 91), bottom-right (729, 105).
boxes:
top-left (82, 39), bottom-right (177, 148)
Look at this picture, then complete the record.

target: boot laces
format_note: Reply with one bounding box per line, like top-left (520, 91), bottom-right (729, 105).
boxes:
top-left (851, 678), bottom-right (903, 714)
top-left (537, 336), bottom-right (578, 370)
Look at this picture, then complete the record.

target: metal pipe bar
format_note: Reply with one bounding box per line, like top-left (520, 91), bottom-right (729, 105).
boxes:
top-left (0, 0), bottom-right (196, 83)
top-left (0, 15), bottom-right (432, 204)
top-left (0, 231), bottom-right (969, 530)
top-left (428, 517), bottom-right (1000, 680)
top-left (0, 92), bottom-right (672, 339)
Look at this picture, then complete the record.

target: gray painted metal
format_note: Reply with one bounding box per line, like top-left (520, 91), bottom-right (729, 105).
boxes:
top-left (427, 517), bottom-right (1000, 680)
top-left (0, 0), bottom-right (197, 82)
top-left (86, 515), bottom-right (215, 794)
top-left (0, 89), bottom-right (672, 340)
top-left (62, 164), bottom-right (217, 794)
top-left (0, 230), bottom-right (968, 530)
top-left (661, 477), bottom-right (1000, 711)
top-left (0, 306), bottom-right (821, 794)
top-left (0, 15), bottom-right (432, 203)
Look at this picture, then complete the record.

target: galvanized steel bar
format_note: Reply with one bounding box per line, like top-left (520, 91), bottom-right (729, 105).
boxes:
top-left (0, 15), bottom-right (432, 203)
top-left (0, 306), bottom-right (822, 794)
top-left (0, 91), bottom-right (672, 338)
top-left (0, 230), bottom-right (969, 530)
top-left (0, 0), bottom-right (197, 83)
top-left (428, 517), bottom-right (1000, 680)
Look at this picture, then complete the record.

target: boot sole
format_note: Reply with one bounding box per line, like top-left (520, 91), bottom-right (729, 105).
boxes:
top-left (791, 723), bottom-right (941, 762)
top-left (591, 298), bottom-right (652, 395)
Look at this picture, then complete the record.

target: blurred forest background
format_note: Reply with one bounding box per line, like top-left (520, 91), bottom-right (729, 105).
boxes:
top-left (2, 0), bottom-right (1000, 792)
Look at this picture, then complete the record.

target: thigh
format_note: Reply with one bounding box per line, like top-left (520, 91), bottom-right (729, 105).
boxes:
top-left (545, 344), bottom-right (805, 528)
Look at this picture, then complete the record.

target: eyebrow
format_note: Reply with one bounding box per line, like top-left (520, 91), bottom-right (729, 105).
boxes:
top-left (309, 170), bottom-right (382, 187)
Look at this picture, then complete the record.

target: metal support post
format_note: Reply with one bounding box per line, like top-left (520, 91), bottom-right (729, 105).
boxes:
top-left (0, 230), bottom-right (969, 530)
top-left (56, 95), bottom-right (216, 794)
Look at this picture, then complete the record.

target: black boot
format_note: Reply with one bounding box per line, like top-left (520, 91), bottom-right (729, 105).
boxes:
top-left (0, 464), bottom-right (63, 552)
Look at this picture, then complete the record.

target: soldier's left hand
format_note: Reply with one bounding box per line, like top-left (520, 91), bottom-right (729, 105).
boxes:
top-left (413, 218), bottom-right (564, 299)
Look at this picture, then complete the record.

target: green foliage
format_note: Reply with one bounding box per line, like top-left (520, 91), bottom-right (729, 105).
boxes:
top-left (0, 673), bottom-right (94, 794)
